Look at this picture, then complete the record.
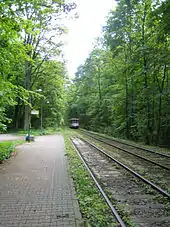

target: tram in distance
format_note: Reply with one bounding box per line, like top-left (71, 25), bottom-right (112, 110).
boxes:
top-left (70, 118), bottom-right (79, 129)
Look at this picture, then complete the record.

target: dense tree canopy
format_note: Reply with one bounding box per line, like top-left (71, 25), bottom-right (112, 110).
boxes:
top-left (0, 0), bottom-right (76, 131)
top-left (67, 0), bottom-right (170, 146)
top-left (1, 0), bottom-right (170, 147)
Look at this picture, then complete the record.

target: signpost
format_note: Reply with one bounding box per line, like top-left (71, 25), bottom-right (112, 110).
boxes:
top-left (26, 110), bottom-right (39, 142)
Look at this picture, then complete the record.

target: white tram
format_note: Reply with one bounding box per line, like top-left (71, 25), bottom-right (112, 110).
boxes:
top-left (70, 118), bottom-right (79, 129)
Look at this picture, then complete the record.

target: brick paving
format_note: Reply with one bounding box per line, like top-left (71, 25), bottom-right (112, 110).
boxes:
top-left (0, 135), bottom-right (82, 227)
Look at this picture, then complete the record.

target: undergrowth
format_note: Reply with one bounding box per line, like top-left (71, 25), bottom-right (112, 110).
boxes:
top-left (0, 140), bottom-right (24, 161)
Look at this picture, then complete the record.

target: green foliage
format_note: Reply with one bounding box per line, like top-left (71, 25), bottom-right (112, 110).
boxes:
top-left (31, 60), bottom-right (66, 128)
top-left (0, 140), bottom-right (24, 161)
top-left (66, 0), bottom-right (170, 146)
top-left (14, 127), bottom-right (59, 136)
top-left (0, 0), bottom-right (76, 131)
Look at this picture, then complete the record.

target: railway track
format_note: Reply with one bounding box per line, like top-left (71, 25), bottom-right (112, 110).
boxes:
top-left (71, 138), bottom-right (126, 227)
top-left (79, 130), bottom-right (170, 192)
top-left (80, 130), bottom-right (170, 170)
top-left (80, 129), bottom-right (170, 159)
top-left (71, 137), bottom-right (170, 227)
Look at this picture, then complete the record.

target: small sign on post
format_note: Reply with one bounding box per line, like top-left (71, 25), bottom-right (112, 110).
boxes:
top-left (31, 110), bottom-right (39, 115)
top-left (25, 110), bottom-right (38, 142)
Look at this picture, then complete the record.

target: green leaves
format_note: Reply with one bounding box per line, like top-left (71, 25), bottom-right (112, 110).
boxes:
top-left (0, 140), bottom-right (24, 161)
top-left (67, 0), bottom-right (170, 146)
top-left (0, 0), bottom-right (76, 131)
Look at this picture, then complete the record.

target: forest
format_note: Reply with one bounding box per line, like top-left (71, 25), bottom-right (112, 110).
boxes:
top-left (68, 0), bottom-right (170, 146)
top-left (0, 0), bottom-right (75, 131)
top-left (1, 0), bottom-right (170, 147)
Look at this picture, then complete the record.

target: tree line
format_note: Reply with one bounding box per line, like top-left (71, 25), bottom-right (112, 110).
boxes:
top-left (0, 0), bottom-right (76, 131)
top-left (68, 0), bottom-right (170, 146)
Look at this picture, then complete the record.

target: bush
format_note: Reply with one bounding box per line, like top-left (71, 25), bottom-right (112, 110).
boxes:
top-left (0, 140), bottom-right (23, 161)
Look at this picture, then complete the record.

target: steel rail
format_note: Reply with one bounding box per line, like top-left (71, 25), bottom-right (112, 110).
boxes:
top-left (81, 131), bottom-right (170, 171)
top-left (80, 137), bottom-right (170, 199)
top-left (80, 129), bottom-right (170, 159)
top-left (70, 138), bottom-right (127, 227)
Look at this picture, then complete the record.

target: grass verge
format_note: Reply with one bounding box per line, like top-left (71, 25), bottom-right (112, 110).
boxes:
top-left (62, 129), bottom-right (117, 227)
top-left (0, 140), bottom-right (24, 162)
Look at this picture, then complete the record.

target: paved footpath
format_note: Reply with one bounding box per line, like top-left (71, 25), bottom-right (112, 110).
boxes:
top-left (0, 134), bottom-right (24, 141)
top-left (0, 135), bottom-right (82, 227)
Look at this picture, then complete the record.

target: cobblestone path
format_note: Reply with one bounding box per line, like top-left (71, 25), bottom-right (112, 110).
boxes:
top-left (0, 135), bottom-right (82, 227)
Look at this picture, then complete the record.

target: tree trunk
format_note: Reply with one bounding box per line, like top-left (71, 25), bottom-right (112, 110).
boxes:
top-left (13, 104), bottom-right (19, 129)
top-left (97, 65), bottom-right (102, 125)
top-left (156, 94), bottom-right (162, 145)
top-left (24, 105), bottom-right (30, 130)
top-left (125, 70), bottom-right (129, 138)
top-left (24, 60), bottom-right (32, 130)
top-left (156, 65), bottom-right (167, 145)
top-left (142, 1), bottom-right (151, 144)
top-left (97, 65), bottom-right (102, 105)
top-left (151, 73), bottom-right (156, 144)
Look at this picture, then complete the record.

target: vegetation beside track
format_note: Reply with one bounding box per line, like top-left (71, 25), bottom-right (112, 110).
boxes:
top-left (62, 130), bottom-right (117, 227)
top-left (0, 140), bottom-right (24, 162)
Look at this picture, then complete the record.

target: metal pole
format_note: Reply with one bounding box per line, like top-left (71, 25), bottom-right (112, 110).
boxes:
top-left (41, 104), bottom-right (43, 133)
